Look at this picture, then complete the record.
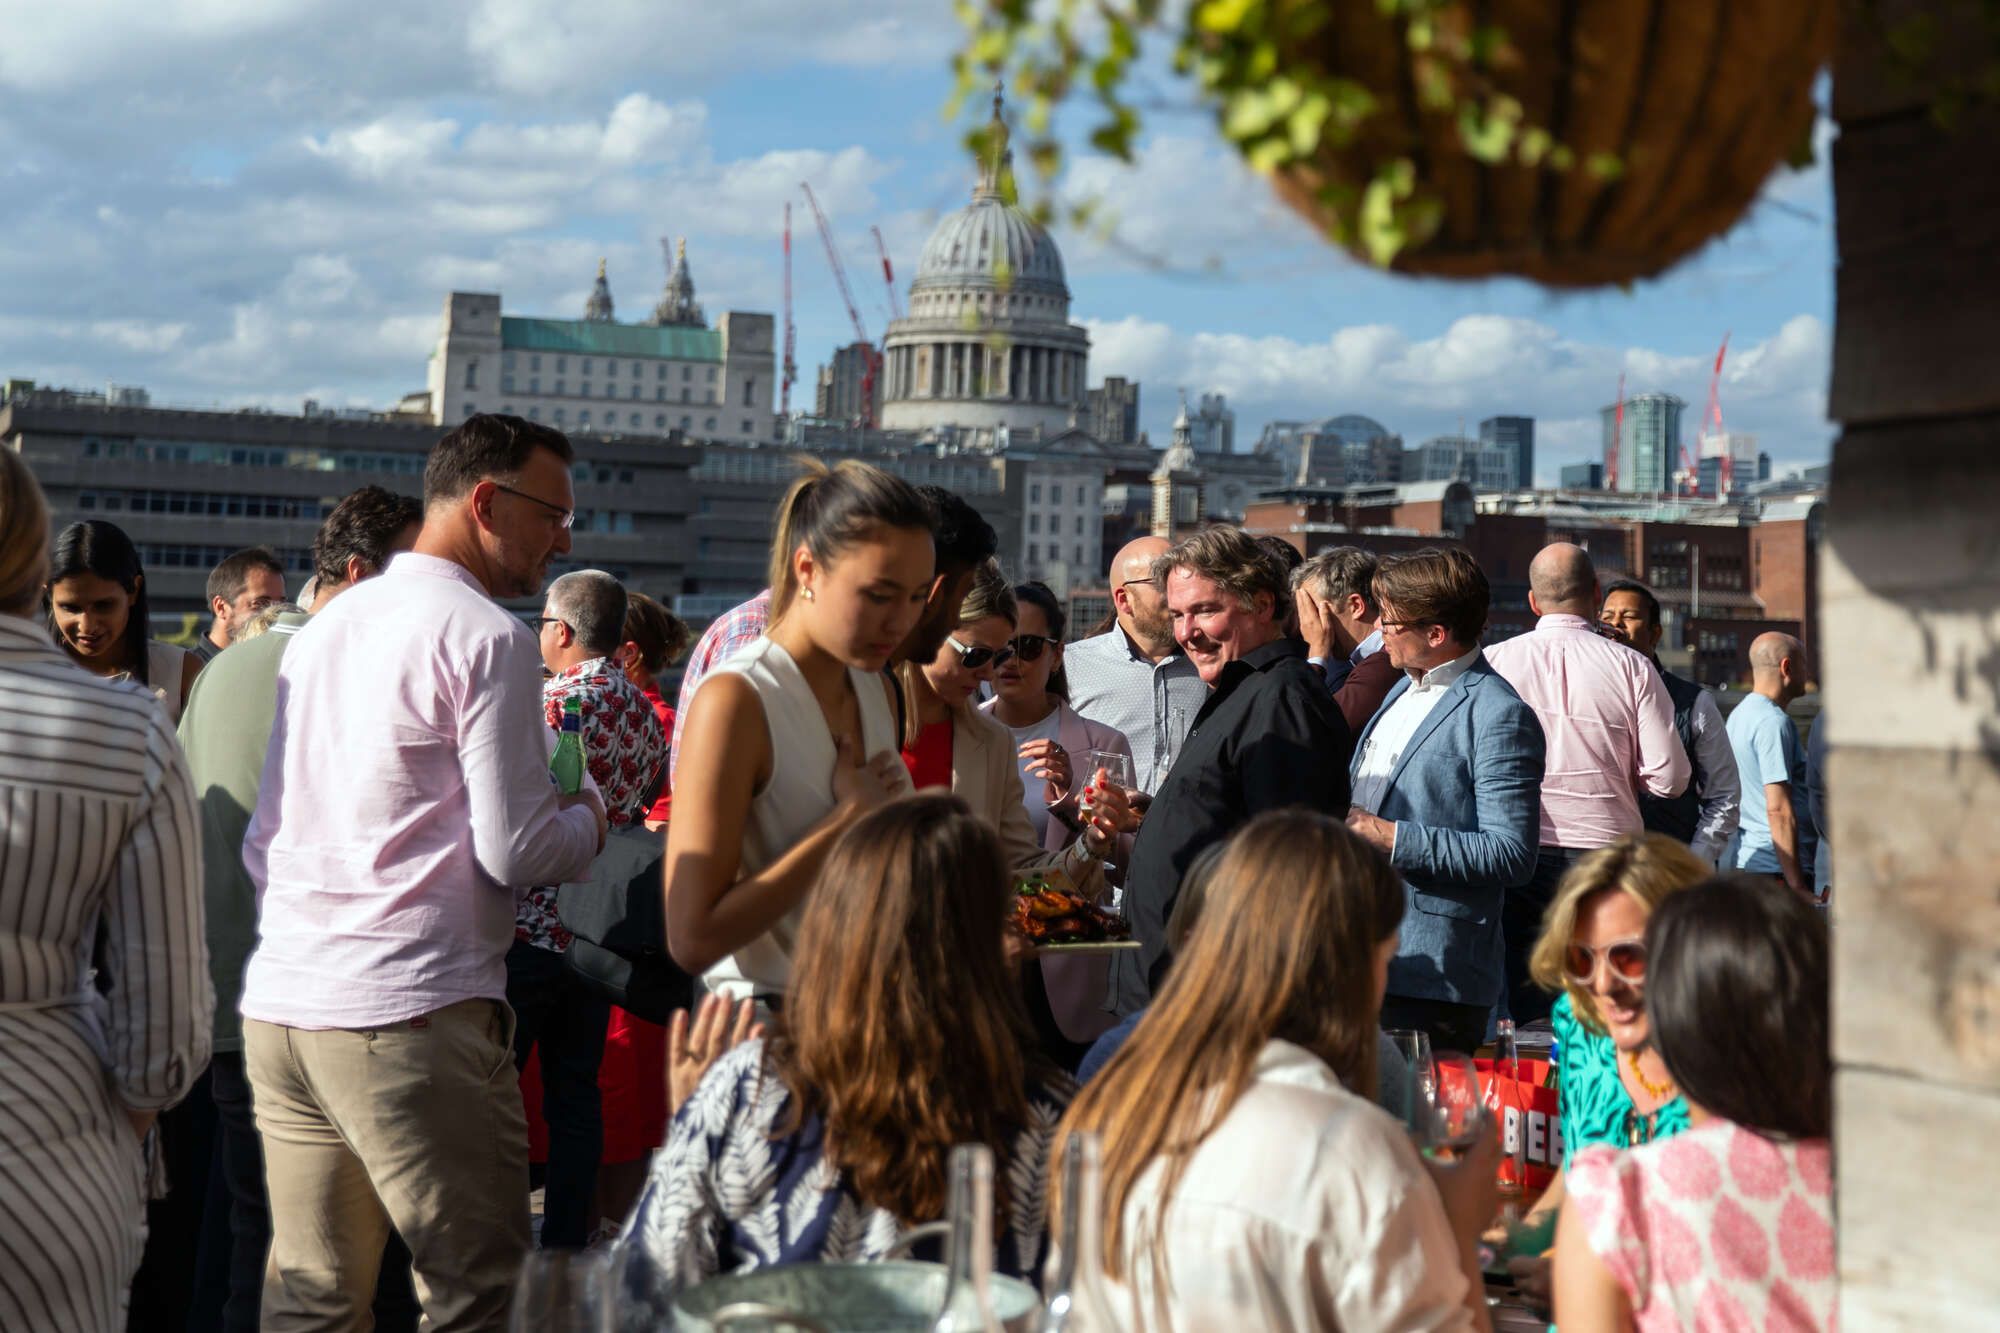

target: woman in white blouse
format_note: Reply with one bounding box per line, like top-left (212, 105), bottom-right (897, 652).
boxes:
top-left (1056, 808), bottom-right (1501, 1332)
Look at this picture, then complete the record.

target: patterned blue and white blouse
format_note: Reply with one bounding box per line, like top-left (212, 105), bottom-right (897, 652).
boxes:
top-left (620, 1040), bottom-right (1071, 1296)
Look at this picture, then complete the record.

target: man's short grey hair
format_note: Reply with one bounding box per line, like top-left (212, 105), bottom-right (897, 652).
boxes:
top-left (547, 570), bottom-right (629, 655)
top-left (1292, 546), bottom-right (1379, 618)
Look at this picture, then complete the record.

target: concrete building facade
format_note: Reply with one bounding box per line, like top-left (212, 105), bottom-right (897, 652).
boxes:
top-left (1480, 415), bottom-right (1536, 490)
top-left (1, 387), bottom-right (700, 627)
top-left (427, 249), bottom-right (776, 445)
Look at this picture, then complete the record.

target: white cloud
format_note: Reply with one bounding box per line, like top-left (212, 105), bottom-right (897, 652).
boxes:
top-left (1084, 312), bottom-right (1833, 482)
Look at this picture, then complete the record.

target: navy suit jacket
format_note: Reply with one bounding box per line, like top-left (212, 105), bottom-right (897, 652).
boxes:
top-left (1350, 654), bottom-right (1545, 1007)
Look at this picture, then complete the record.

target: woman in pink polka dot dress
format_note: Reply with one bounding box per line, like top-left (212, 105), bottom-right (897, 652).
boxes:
top-left (1555, 876), bottom-right (1834, 1331)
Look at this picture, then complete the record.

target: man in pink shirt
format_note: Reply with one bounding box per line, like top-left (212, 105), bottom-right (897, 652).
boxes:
top-left (241, 414), bottom-right (608, 1330)
top-left (1483, 543), bottom-right (1689, 1025)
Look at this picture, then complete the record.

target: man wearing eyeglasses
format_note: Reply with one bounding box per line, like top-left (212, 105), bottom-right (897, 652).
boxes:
top-left (241, 414), bottom-right (608, 1329)
top-left (1343, 547), bottom-right (1546, 1057)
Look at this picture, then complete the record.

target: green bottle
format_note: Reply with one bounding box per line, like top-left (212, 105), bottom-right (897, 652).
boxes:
top-left (549, 696), bottom-right (585, 795)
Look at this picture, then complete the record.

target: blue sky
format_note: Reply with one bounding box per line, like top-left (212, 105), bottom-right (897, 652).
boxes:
top-left (0, 1), bottom-right (1836, 482)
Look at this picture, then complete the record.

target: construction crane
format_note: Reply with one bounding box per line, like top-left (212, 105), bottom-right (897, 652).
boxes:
top-left (1703, 333), bottom-right (1732, 497)
top-left (871, 226), bottom-right (903, 323)
top-left (800, 181), bottom-right (878, 428)
top-left (1607, 373), bottom-right (1624, 491)
top-left (780, 203), bottom-right (798, 417)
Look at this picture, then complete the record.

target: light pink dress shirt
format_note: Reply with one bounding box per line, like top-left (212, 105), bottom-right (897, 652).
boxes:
top-left (1483, 613), bottom-right (1689, 849)
top-left (241, 552), bottom-right (602, 1029)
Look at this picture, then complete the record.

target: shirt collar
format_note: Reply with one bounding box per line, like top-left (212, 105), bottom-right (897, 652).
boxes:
top-left (0, 610), bottom-right (57, 652)
top-left (384, 550), bottom-right (489, 595)
top-left (1535, 613), bottom-right (1593, 632)
top-left (550, 656), bottom-right (614, 687)
top-left (1410, 646), bottom-right (1480, 693)
top-left (1352, 628), bottom-right (1383, 663)
top-left (1251, 1039), bottom-right (1346, 1093)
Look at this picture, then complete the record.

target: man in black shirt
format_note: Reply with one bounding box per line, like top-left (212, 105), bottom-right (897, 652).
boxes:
top-left (1107, 527), bottom-right (1354, 1016)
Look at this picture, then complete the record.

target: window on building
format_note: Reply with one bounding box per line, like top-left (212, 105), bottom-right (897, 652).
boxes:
top-left (741, 419), bottom-right (752, 434)
top-left (579, 410), bottom-right (591, 426)
top-left (463, 402), bottom-right (475, 416)
top-left (619, 469), bottom-right (634, 483)
top-left (683, 366), bottom-right (691, 381)
top-left (681, 415), bottom-right (692, 429)
top-left (502, 404), bottom-right (513, 416)
top-left (531, 354), bottom-right (541, 371)
top-left (580, 358), bottom-right (591, 375)
top-left (1029, 514), bottom-right (1041, 534)
top-left (706, 367), bottom-right (717, 381)
top-left (655, 415), bottom-right (666, 429)
top-left (1074, 515), bottom-right (1084, 535)
top-left (529, 378), bottom-right (539, 394)
top-left (704, 417), bottom-right (716, 430)
top-left (502, 375), bottom-right (515, 393)
top-left (464, 360), bottom-right (478, 390)
top-left (556, 357), bottom-right (566, 372)
top-left (555, 380), bottom-right (566, 396)
top-left (657, 363), bottom-right (667, 380)
top-left (681, 388), bottom-right (690, 404)
top-left (503, 351), bottom-right (515, 369)
top-left (629, 413), bottom-right (641, 428)
top-left (631, 361), bottom-right (641, 377)
top-left (743, 378), bottom-right (755, 406)
top-left (630, 384), bottom-right (641, 400)
top-left (654, 386), bottom-right (664, 401)
top-left (1074, 545), bottom-right (1084, 565)
top-left (1051, 483), bottom-right (1063, 503)
top-left (528, 407), bottom-right (540, 420)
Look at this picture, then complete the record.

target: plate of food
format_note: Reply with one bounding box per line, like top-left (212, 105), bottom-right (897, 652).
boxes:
top-left (1012, 870), bottom-right (1136, 953)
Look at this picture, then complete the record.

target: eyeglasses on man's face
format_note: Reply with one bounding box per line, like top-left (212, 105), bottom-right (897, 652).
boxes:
top-left (492, 482), bottom-right (575, 530)
top-left (1378, 619), bottom-right (1436, 636)
top-left (532, 616), bottom-right (568, 635)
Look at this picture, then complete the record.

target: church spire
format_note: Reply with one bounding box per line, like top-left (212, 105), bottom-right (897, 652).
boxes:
top-left (974, 81), bottom-right (1014, 202)
top-left (584, 257), bottom-right (615, 322)
top-left (649, 234), bottom-right (706, 327)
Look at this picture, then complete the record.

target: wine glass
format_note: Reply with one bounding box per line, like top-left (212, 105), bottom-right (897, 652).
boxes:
top-left (510, 1249), bottom-right (612, 1333)
top-left (1079, 750), bottom-right (1134, 813)
top-left (1382, 1028), bottom-right (1435, 1134)
top-left (1423, 1051), bottom-right (1488, 1161)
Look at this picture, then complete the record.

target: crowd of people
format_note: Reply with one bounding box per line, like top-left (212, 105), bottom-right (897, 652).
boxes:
top-left (0, 411), bottom-right (1835, 1332)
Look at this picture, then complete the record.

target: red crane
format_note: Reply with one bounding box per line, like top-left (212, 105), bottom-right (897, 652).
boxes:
top-left (1607, 373), bottom-right (1624, 491)
top-left (780, 203), bottom-right (798, 417)
top-left (1704, 333), bottom-right (1732, 497)
top-left (871, 225), bottom-right (903, 322)
top-left (800, 181), bottom-right (878, 428)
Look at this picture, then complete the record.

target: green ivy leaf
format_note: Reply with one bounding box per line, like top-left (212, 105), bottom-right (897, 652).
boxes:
top-left (1196, 0), bottom-right (1261, 36)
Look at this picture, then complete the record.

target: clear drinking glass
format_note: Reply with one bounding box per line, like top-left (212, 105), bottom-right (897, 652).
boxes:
top-left (1036, 1132), bottom-right (1119, 1331)
top-left (1383, 1028), bottom-right (1435, 1135)
top-left (1423, 1052), bottom-right (1488, 1161)
top-left (931, 1144), bottom-right (1005, 1333)
top-left (1078, 750), bottom-right (1134, 821)
top-left (510, 1249), bottom-right (612, 1333)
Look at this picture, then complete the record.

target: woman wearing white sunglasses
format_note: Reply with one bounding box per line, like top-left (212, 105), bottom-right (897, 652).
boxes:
top-left (1503, 832), bottom-right (1712, 1306)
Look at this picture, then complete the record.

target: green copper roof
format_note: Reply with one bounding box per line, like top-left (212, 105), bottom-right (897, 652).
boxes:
top-left (501, 317), bottom-right (722, 361)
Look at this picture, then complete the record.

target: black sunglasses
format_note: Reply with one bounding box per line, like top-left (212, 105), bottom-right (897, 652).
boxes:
top-left (946, 636), bottom-right (1015, 671)
top-left (1010, 633), bottom-right (1057, 663)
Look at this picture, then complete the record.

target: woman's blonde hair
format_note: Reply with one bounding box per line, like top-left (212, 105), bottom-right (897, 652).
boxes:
top-left (1054, 810), bottom-right (1405, 1285)
top-left (766, 457), bottom-right (933, 619)
top-left (0, 448), bottom-right (50, 614)
top-left (1528, 832), bottom-right (1712, 1032)
top-left (895, 558), bottom-right (1014, 745)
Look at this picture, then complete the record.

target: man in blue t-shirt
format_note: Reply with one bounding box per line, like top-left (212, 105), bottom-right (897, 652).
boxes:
top-left (1726, 632), bottom-right (1818, 900)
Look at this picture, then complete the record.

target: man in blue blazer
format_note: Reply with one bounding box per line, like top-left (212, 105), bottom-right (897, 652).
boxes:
top-left (1343, 548), bottom-right (1546, 1055)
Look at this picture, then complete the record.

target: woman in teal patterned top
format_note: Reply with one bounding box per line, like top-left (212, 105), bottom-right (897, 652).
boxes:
top-left (1506, 834), bottom-right (1710, 1304)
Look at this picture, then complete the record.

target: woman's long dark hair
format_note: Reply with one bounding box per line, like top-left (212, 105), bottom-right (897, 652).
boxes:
top-left (48, 520), bottom-right (151, 682)
top-left (1645, 875), bottom-right (1831, 1140)
top-left (1012, 581), bottom-right (1069, 701)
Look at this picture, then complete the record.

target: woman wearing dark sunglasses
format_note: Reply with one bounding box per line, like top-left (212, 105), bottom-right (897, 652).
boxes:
top-left (1501, 832), bottom-right (1712, 1307)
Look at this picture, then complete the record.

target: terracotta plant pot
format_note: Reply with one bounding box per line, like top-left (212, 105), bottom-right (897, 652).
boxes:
top-left (1265, 0), bottom-right (1837, 287)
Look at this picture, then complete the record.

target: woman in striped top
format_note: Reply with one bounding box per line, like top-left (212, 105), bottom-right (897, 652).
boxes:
top-left (0, 449), bottom-right (212, 1332)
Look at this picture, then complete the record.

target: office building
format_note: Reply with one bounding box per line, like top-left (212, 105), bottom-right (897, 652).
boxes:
top-left (1084, 377), bottom-right (1140, 446)
top-left (1601, 391), bottom-right (1686, 495)
top-left (1561, 461), bottom-right (1605, 490)
top-left (813, 342), bottom-right (875, 425)
top-left (1480, 415), bottom-right (1535, 490)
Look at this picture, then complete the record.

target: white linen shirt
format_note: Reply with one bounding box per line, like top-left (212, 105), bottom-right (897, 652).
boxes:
top-left (1349, 648), bottom-right (1481, 817)
top-left (1107, 1039), bottom-right (1474, 1333)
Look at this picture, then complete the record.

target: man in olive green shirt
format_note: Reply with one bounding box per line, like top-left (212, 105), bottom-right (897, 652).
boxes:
top-left (176, 484), bottom-right (421, 1331)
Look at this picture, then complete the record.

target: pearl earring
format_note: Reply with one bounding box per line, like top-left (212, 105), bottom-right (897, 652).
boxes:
top-left (802, 587), bottom-right (815, 602)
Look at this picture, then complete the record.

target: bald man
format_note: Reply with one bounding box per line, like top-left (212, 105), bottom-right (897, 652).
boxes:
top-left (1725, 632), bottom-right (1818, 899)
top-left (1064, 536), bottom-right (1208, 793)
top-left (1484, 542), bottom-right (1689, 1024)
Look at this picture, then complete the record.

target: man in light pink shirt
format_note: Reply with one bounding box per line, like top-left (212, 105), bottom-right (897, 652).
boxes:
top-left (1483, 542), bottom-right (1689, 1025)
top-left (242, 414), bottom-right (607, 1330)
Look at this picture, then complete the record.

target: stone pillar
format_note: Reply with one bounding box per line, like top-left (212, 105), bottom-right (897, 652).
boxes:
top-left (1826, 20), bottom-right (2000, 1327)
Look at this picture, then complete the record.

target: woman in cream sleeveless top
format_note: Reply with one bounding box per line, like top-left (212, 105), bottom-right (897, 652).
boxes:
top-left (702, 636), bottom-right (907, 999)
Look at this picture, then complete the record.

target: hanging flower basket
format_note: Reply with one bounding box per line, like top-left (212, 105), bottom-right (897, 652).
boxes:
top-left (1243, 0), bottom-right (1838, 286)
top-left (957, 0), bottom-right (1838, 290)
